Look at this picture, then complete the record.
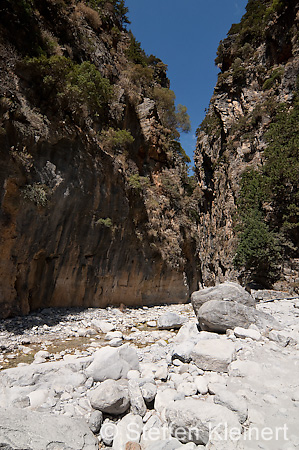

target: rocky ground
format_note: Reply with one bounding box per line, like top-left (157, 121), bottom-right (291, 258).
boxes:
top-left (0, 286), bottom-right (299, 450)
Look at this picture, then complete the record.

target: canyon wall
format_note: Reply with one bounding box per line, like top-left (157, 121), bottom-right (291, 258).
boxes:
top-left (0, 0), bottom-right (201, 318)
top-left (195, 0), bottom-right (299, 289)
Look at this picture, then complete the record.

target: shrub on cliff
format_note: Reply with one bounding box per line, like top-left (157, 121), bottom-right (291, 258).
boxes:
top-left (22, 183), bottom-right (48, 207)
top-left (99, 128), bottom-right (134, 152)
top-left (127, 33), bottom-right (148, 66)
top-left (152, 87), bottom-right (191, 138)
top-left (175, 104), bottom-right (191, 133)
top-left (23, 55), bottom-right (113, 118)
top-left (86, 0), bottom-right (129, 26)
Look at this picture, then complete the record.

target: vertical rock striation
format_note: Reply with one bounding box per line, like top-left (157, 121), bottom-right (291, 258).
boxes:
top-left (0, 0), bottom-right (201, 317)
top-left (195, 0), bottom-right (299, 287)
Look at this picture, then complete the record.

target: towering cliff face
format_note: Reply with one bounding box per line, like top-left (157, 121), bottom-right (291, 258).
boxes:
top-left (195, 0), bottom-right (299, 288)
top-left (0, 0), bottom-right (201, 318)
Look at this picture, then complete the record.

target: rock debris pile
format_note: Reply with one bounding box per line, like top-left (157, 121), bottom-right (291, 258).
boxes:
top-left (0, 283), bottom-right (299, 450)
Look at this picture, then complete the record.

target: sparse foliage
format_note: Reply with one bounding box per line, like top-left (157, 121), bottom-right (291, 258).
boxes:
top-left (96, 217), bottom-right (113, 227)
top-left (128, 174), bottom-right (150, 191)
top-left (22, 183), bottom-right (48, 207)
top-left (23, 55), bottom-right (113, 117)
top-left (100, 128), bottom-right (134, 151)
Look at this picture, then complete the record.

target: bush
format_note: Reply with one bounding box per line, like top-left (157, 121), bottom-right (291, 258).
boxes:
top-left (124, 64), bottom-right (154, 87)
top-left (170, 141), bottom-right (191, 164)
top-left (22, 183), bottom-right (48, 206)
top-left (231, 58), bottom-right (246, 83)
top-left (160, 170), bottom-right (181, 204)
top-left (239, 42), bottom-right (254, 59)
top-left (96, 217), bottom-right (113, 227)
top-left (265, 0), bottom-right (285, 18)
top-left (234, 211), bottom-right (282, 284)
top-left (228, 0), bottom-right (268, 46)
top-left (86, 0), bottom-right (129, 26)
top-left (128, 174), bottom-right (150, 191)
top-left (66, 61), bottom-right (113, 111)
top-left (77, 3), bottom-right (102, 30)
top-left (262, 67), bottom-right (284, 90)
top-left (152, 88), bottom-right (190, 138)
top-left (152, 87), bottom-right (177, 132)
top-left (226, 0), bottom-right (285, 52)
top-left (264, 99), bottom-right (299, 240)
top-left (23, 55), bottom-right (113, 116)
top-left (127, 33), bottom-right (148, 66)
top-left (175, 104), bottom-right (191, 133)
top-left (197, 110), bottom-right (222, 138)
top-left (100, 128), bottom-right (134, 151)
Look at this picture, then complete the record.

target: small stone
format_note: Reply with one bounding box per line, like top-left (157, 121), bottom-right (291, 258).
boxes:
top-left (154, 362), bottom-right (168, 381)
top-left (125, 443), bottom-right (142, 450)
top-left (268, 330), bottom-right (291, 347)
top-left (87, 410), bottom-right (103, 434)
top-left (234, 326), bottom-right (261, 341)
top-left (191, 339), bottom-right (236, 372)
top-left (177, 382), bottom-right (197, 397)
top-left (112, 413), bottom-right (143, 450)
top-left (89, 379), bottom-right (130, 415)
top-left (109, 337), bottom-right (123, 347)
top-left (194, 376), bottom-right (208, 395)
top-left (91, 319), bottom-right (115, 333)
top-left (85, 345), bottom-right (139, 382)
top-left (105, 331), bottom-right (123, 341)
top-left (228, 360), bottom-right (262, 378)
top-left (77, 328), bottom-right (88, 337)
top-left (127, 370), bottom-right (141, 380)
top-left (171, 341), bottom-right (196, 363)
top-left (141, 383), bottom-right (157, 403)
top-left (157, 312), bottom-right (185, 330)
top-left (60, 392), bottom-right (72, 401)
top-left (128, 380), bottom-right (147, 417)
top-left (33, 350), bottom-right (50, 363)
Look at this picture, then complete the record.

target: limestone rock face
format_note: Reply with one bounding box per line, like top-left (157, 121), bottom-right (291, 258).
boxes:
top-left (0, 1), bottom-right (201, 318)
top-left (194, 0), bottom-right (299, 288)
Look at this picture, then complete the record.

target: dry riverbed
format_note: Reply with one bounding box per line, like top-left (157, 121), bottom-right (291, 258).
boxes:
top-left (0, 291), bottom-right (299, 450)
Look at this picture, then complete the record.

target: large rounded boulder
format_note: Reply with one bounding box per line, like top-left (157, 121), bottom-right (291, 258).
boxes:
top-left (191, 282), bottom-right (256, 317)
top-left (197, 300), bottom-right (282, 333)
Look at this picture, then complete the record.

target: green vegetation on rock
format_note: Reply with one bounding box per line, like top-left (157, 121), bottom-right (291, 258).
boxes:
top-left (100, 128), bottom-right (134, 151)
top-left (228, 0), bottom-right (285, 46)
top-left (235, 95), bottom-right (299, 285)
top-left (262, 67), bottom-right (284, 90)
top-left (22, 183), bottom-right (48, 207)
top-left (152, 87), bottom-right (190, 139)
top-left (23, 55), bottom-right (113, 117)
top-left (128, 174), bottom-right (150, 191)
top-left (86, 0), bottom-right (129, 26)
top-left (96, 217), bottom-right (113, 227)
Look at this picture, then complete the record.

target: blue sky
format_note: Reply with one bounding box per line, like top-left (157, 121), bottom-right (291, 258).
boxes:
top-left (125, 0), bottom-right (248, 164)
